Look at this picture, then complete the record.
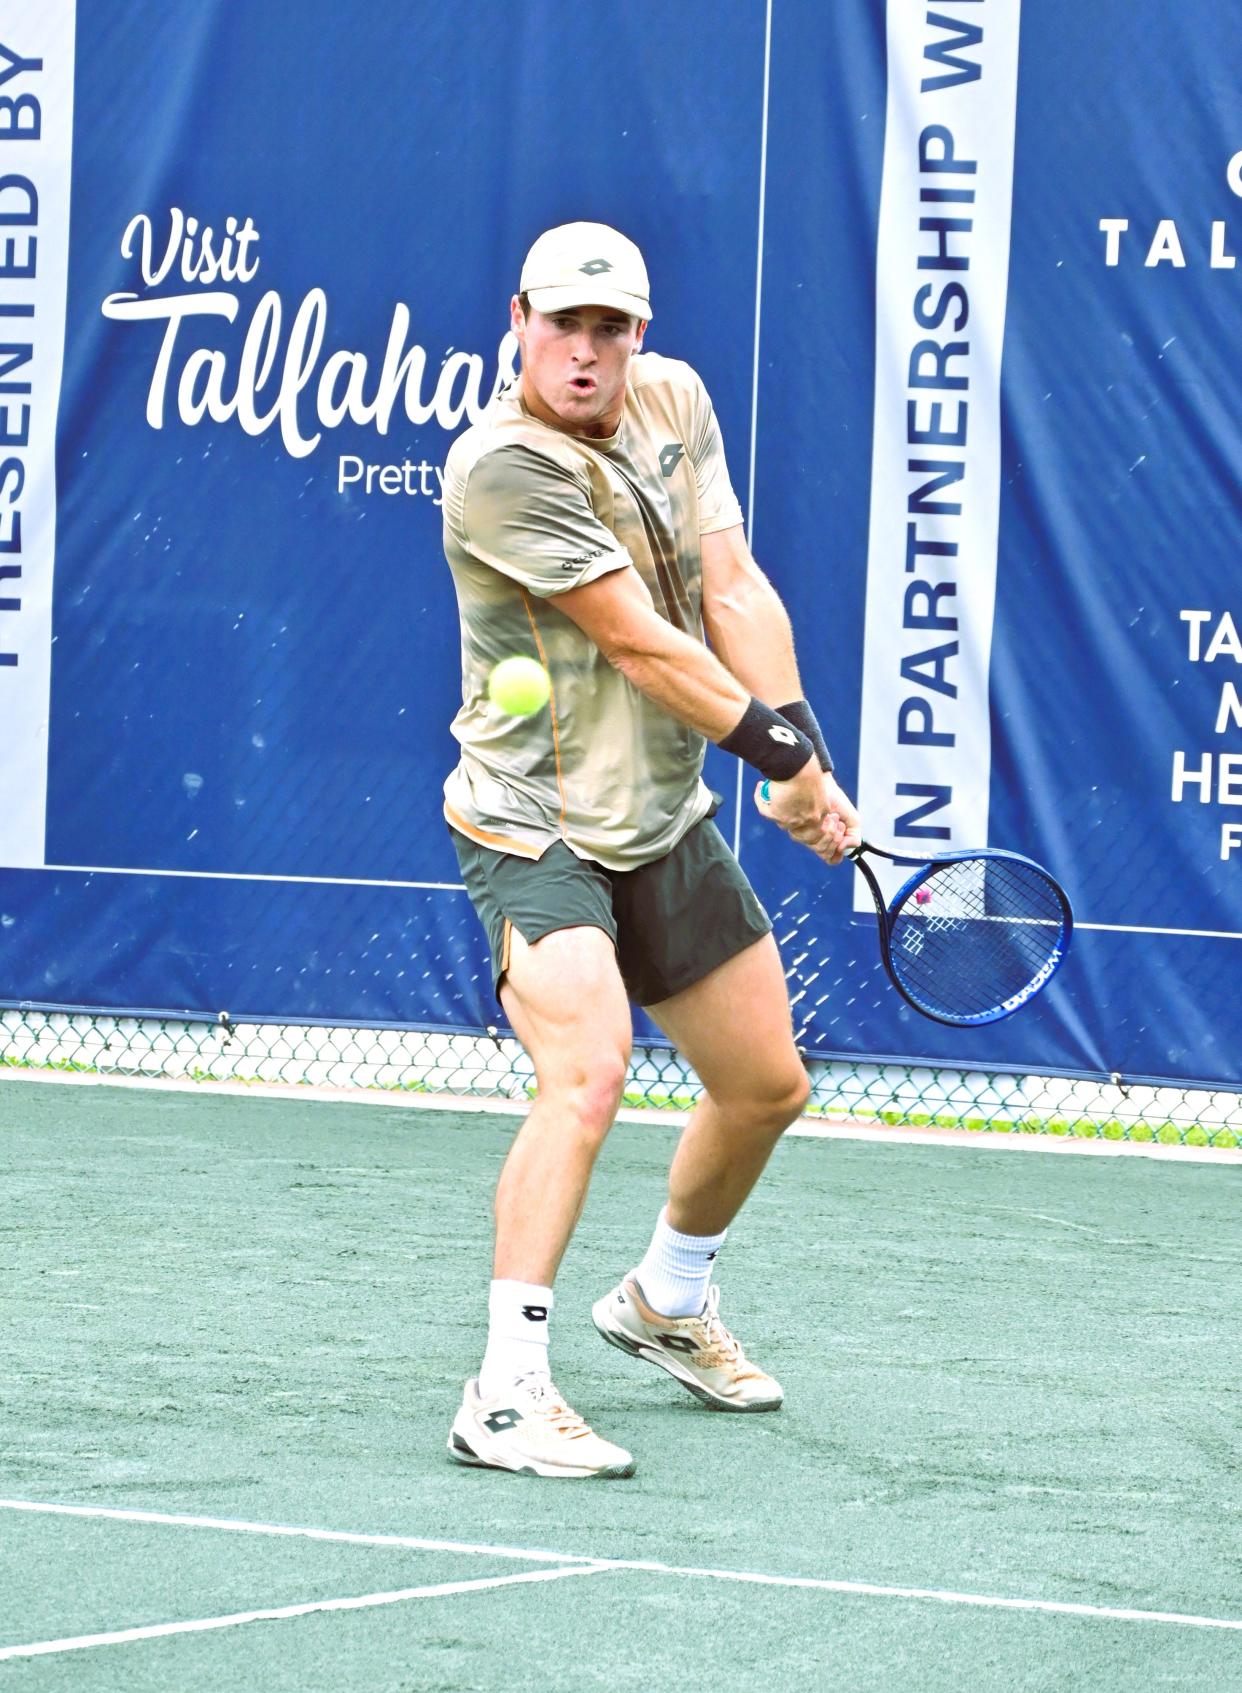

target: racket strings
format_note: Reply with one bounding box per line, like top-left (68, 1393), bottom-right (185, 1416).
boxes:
top-left (887, 857), bottom-right (1067, 1019)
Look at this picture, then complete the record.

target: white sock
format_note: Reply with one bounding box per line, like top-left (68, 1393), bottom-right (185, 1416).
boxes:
top-left (478, 1280), bottom-right (553, 1397)
top-left (634, 1209), bottom-right (726, 1317)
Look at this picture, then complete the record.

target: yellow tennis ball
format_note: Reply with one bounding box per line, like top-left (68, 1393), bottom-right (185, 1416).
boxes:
top-left (488, 655), bottom-right (550, 716)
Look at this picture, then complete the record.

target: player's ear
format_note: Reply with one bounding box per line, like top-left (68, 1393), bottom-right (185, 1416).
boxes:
top-left (634, 318), bottom-right (647, 350)
top-left (509, 294), bottom-right (526, 337)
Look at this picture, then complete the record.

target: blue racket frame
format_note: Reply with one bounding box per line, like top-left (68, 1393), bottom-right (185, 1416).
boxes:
top-left (849, 843), bottom-right (1075, 1027)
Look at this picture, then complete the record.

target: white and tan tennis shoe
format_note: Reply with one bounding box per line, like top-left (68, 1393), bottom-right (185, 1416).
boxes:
top-left (447, 1373), bottom-right (636, 1479)
top-left (591, 1278), bottom-right (784, 1412)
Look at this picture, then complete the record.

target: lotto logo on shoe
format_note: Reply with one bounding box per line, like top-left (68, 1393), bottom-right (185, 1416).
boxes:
top-left (522, 1305), bottom-right (548, 1322)
top-left (657, 1334), bottom-right (699, 1353)
top-left (482, 1408), bottom-right (523, 1433)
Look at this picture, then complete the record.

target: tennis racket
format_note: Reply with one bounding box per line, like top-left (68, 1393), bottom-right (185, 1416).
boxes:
top-left (849, 841), bottom-right (1073, 1026)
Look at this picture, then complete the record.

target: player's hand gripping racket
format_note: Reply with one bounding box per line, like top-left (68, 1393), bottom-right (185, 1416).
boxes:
top-left (849, 841), bottom-right (1073, 1026)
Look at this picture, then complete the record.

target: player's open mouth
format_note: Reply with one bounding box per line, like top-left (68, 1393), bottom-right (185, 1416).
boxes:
top-left (569, 377), bottom-right (595, 392)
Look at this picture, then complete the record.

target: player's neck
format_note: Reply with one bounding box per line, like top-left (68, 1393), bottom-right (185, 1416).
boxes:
top-left (518, 372), bottom-right (623, 441)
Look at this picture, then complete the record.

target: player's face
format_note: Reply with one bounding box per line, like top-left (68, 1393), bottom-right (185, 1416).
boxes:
top-left (511, 300), bottom-right (645, 438)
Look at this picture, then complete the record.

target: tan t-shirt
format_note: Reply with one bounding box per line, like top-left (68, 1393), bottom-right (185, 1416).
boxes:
top-left (441, 351), bottom-right (744, 870)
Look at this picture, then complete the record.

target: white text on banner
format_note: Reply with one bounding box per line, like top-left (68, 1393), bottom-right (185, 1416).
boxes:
top-left (857, 2), bottom-right (1021, 904)
top-left (0, 3), bottom-right (75, 868)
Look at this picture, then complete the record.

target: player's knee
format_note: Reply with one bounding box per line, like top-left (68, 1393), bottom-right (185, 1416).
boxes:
top-left (755, 1063), bottom-right (811, 1135)
top-left (782, 1064), bottom-right (813, 1125)
top-left (559, 1051), bottom-right (629, 1143)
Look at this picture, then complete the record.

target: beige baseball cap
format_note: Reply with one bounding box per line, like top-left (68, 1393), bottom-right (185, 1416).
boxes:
top-left (519, 221), bottom-right (652, 320)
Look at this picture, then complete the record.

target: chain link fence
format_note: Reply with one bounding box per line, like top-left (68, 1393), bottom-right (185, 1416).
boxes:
top-left (2, 1006), bottom-right (1239, 1150)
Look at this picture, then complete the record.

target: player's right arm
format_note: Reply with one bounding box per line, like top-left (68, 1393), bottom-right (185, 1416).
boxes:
top-left (455, 439), bottom-right (840, 858)
top-left (553, 565), bottom-right (841, 859)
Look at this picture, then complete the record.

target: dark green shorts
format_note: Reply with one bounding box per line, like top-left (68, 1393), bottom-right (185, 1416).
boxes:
top-left (450, 815), bottom-right (773, 1008)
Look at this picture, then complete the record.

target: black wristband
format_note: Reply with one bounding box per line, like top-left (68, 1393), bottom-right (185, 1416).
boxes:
top-left (719, 698), bottom-right (815, 781)
top-left (778, 699), bottom-right (834, 772)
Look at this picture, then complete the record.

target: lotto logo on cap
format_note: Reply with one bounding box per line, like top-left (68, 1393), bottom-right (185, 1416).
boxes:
top-left (520, 222), bottom-right (652, 320)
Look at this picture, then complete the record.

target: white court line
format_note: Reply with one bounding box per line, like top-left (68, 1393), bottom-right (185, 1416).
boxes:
top-left (0, 1499), bottom-right (592, 1564)
top-left (623, 1559), bottom-right (1242, 1632)
top-left (2, 1501), bottom-right (1239, 1636)
top-left (0, 1563), bottom-right (609, 1662)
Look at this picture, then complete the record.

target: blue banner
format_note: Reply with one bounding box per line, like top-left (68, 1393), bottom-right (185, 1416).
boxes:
top-left (2, 0), bottom-right (1239, 1089)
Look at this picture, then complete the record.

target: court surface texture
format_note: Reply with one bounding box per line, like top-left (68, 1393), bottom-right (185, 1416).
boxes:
top-left (2, 1079), bottom-right (1239, 1691)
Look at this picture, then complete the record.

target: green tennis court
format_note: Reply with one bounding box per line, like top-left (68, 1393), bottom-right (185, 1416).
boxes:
top-left (3, 1077), bottom-right (1239, 1691)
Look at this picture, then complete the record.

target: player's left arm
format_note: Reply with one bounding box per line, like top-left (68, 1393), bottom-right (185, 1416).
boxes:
top-left (698, 524), bottom-right (801, 705)
top-left (700, 523), bottom-right (861, 851)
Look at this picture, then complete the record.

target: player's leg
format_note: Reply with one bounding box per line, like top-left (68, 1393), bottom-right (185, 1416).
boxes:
top-left (593, 936), bottom-right (806, 1412)
top-left (494, 923), bottom-right (633, 1287)
top-left (447, 832), bottom-right (637, 1476)
top-left (647, 929), bottom-right (810, 1238)
top-left (592, 818), bottom-right (804, 1411)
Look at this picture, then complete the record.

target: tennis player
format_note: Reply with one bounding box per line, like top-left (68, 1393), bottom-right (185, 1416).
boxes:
top-left (442, 222), bottom-right (861, 1478)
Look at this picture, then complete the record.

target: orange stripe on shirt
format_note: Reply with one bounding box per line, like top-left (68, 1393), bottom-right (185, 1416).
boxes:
top-left (443, 802), bottom-right (543, 860)
top-left (520, 590), bottom-right (569, 834)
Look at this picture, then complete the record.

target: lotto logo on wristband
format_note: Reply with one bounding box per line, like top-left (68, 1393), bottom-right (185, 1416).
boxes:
top-left (522, 1304), bottom-right (548, 1322)
top-left (720, 697), bottom-right (813, 779)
